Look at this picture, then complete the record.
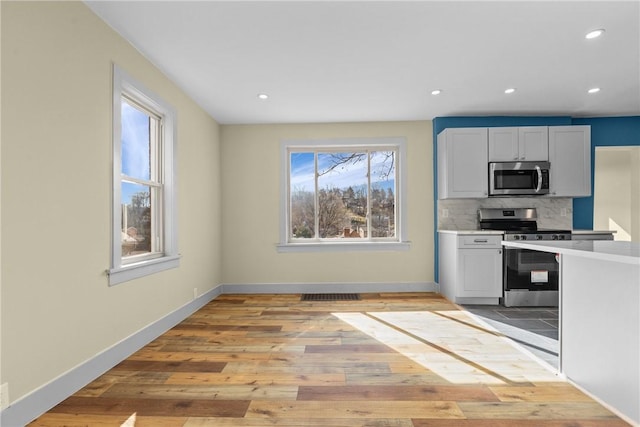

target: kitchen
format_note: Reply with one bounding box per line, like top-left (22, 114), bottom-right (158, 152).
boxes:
top-left (2, 2), bottom-right (640, 426)
top-left (435, 123), bottom-right (639, 425)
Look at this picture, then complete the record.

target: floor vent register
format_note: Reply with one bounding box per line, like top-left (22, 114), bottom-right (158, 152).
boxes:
top-left (301, 293), bottom-right (361, 301)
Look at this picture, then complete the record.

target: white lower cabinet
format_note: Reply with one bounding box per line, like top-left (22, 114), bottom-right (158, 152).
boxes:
top-left (438, 232), bottom-right (503, 304)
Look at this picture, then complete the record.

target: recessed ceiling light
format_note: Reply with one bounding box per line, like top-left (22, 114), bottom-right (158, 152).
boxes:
top-left (588, 87), bottom-right (601, 94)
top-left (504, 88), bottom-right (516, 94)
top-left (431, 89), bottom-right (442, 95)
top-left (585, 29), bottom-right (605, 39)
top-left (257, 93), bottom-right (269, 100)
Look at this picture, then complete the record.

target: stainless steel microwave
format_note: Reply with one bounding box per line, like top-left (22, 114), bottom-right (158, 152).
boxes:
top-left (489, 161), bottom-right (550, 196)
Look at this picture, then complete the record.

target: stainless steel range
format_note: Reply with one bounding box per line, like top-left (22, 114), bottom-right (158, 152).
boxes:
top-left (478, 208), bottom-right (571, 307)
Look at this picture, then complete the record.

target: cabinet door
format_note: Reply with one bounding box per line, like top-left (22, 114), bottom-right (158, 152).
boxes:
top-left (488, 127), bottom-right (518, 161)
top-left (519, 126), bottom-right (548, 161)
top-left (458, 248), bottom-right (502, 297)
top-left (437, 128), bottom-right (488, 199)
top-left (489, 127), bottom-right (549, 161)
top-left (549, 126), bottom-right (591, 197)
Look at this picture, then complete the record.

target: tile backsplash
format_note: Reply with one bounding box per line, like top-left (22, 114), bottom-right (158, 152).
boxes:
top-left (438, 197), bottom-right (573, 231)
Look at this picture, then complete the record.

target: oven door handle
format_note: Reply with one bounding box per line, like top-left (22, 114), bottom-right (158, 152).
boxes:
top-left (535, 165), bottom-right (543, 193)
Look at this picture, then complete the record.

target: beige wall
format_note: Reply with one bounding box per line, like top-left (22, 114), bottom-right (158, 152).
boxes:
top-left (0, 0), bottom-right (3, 411)
top-left (594, 147), bottom-right (640, 241)
top-left (220, 122), bottom-right (434, 286)
top-left (0, 1), bottom-right (436, 409)
top-left (1, 1), bottom-right (222, 404)
top-left (631, 148), bottom-right (640, 242)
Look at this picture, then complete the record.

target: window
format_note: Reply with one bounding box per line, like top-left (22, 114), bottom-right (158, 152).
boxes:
top-left (279, 137), bottom-right (409, 252)
top-left (109, 65), bottom-right (179, 285)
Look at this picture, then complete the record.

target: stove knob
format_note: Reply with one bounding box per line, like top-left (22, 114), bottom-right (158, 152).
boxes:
top-left (536, 235), bottom-right (543, 240)
top-left (521, 235), bottom-right (527, 241)
top-left (552, 235), bottom-right (559, 240)
top-left (559, 235), bottom-right (566, 240)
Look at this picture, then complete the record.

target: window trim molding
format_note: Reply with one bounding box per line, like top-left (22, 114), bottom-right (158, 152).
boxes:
top-left (278, 137), bottom-right (409, 252)
top-left (109, 64), bottom-right (179, 286)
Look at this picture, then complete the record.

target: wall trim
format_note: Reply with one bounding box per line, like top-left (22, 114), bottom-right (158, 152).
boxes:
top-left (0, 285), bottom-right (223, 427)
top-left (565, 378), bottom-right (638, 427)
top-left (222, 281), bottom-right (436, 294)
top-left (0, 282), bottom-right (436, 426)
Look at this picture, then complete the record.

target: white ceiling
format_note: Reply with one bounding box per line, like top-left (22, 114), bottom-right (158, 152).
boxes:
top-left (85, 1), bottom-right (640, 125)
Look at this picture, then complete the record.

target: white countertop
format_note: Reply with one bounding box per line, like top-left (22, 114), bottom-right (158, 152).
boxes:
top-left (438, 230), bottom-right (504, 235)
top-left (502, 240), bottom-right (640, 265)
top-left (440, 229), bottom-right (614, 235)
top-left (571, 229), bottom-right (616, 234)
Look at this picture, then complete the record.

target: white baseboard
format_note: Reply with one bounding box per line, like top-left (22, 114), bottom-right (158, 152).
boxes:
top-left (566, 377), bottom-right (639, 427)
top-left (0, 286), bottom-right (223, 427)
top-left (222, 281), bottom-right (436, 294)
top-left (0, 282), bottom-right (437, 426)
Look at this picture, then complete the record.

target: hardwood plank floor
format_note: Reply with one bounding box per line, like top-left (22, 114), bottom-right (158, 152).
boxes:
top-left (29, 293), bottom-right (631, 426)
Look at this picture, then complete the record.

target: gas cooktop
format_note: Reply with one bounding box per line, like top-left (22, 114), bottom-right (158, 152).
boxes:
top-left (478, 208), bottom-right (572, 241)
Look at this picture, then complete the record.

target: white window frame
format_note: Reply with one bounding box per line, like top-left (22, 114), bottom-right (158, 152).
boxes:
top-left (109, 65), bottom-right (179, 285)
top-left (278, 137), bottom-right (410, 253)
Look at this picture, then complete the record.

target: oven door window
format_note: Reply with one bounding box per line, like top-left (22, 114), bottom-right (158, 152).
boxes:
top-left (504, 248), bottom-right (559, 291)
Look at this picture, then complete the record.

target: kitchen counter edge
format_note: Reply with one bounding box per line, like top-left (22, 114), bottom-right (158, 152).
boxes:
top-left (502, 240), bottom-right (640, 265)
top-left (438, 230), bottom-right (504, 235)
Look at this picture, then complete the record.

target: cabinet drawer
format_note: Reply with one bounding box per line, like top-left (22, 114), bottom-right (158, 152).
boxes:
top-left (457, 235), bottom-right (503, 248)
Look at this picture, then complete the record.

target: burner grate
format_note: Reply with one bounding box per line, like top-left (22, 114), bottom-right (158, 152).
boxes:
top-left (301, 293), bottom-right (361, 301)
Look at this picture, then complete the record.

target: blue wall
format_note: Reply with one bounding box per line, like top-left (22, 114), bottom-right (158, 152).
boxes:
top-left (432, 115), bottom-right (640, 282)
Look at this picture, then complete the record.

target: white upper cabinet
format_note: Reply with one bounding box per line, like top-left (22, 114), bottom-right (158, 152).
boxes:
top-left (488, 127), bottom-right (518, 161)
top-left (549, 125), bottom-right (591, 197)
top-left (438, 128), bottom-right (488, 199)
top-left (437, 125), bottom-right (591, 200)
top-left (488, 126), bottom-right (548, 161)
top-left (519, 126), bottom-right (549, 160)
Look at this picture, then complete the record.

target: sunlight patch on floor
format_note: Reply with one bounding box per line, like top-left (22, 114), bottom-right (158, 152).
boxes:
top-left (121, 412), bottom-right (136, 427)
top-left (334, 310), bottom-right (559, 385)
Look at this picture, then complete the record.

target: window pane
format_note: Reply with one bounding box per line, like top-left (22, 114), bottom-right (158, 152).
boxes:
top-left (370, 151), bottom-right (396, 237)
top-left (290, 152), bottom-right (315, 238)
top-left (121, 181), bottom-right (152, 257)
top-left (121, 100), bottom-right (151, 181)
top-left (318, 152), bottom-right (367, 238)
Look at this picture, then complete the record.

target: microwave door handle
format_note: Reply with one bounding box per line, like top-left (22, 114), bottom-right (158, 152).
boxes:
top-left (535, 165), bottom-right (542, 193)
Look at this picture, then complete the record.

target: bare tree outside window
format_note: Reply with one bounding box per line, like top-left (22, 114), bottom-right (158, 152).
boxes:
top-left (289, 148), bottom-right (396, 241)
top-left (110, 65), bottom-right (179, 285)
top-left (120, 98), bottom-right (161, 259)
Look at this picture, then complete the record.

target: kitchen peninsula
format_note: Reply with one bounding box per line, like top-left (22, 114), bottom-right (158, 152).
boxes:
top-left (502, 239), bottom-right (640, 426)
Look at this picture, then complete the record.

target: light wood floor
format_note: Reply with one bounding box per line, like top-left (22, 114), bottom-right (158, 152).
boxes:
top-left (30, 293), bottom-right (631, 426)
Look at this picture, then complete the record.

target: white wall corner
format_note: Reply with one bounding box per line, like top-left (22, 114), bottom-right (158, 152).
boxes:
top-left (0, 282), bottom-right (440, 426)
top-left (0, 285), bottom-right (223, 427)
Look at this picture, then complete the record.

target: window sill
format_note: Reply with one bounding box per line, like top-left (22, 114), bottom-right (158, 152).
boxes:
top-left (276, 241), bottom-right (411, 253)
top-left (108, 254), bottom-right (180, 286)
